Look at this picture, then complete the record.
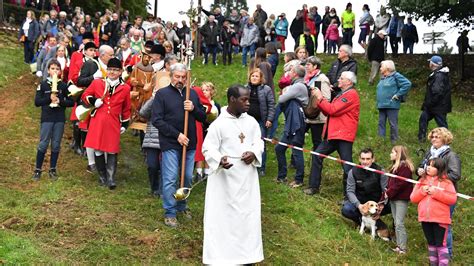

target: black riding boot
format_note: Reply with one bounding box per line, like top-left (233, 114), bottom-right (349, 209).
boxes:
top-left (95, 154), bottom-right (107, 185)
top-left (148, 166), bottom-right (161, 196)
top-left (106, 153), bottom-right (118, 190)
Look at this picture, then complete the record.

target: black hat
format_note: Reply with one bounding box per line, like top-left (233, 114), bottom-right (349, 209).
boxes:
top-left (84, 41), bottom-right (97, 51)
top-left (144, 40), bottom-right (155, 49)
top-left (82, 32), bottom-right (94, 41)
top-left (107, 57), bottom-right (122, 69)
top-left (149, 44), bottom-right (165, 58)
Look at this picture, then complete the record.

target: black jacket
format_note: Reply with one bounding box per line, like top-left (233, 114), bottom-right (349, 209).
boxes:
top-left (200, 21), bottom-right (220, 45)
top-left (35, 80), bottom-right (74, 122)
top-left (422, 66), bottom-right (451, 114)
top-left (327, 58), bottom-right (358, 87)
top-left (151, 85), bottom-right (206, 151)
top-left (290, 17), bottom-right (304, 41)
top-left (77, 59), bottom-right (103, 88)
top-left (367, 35), bottom-right (385, 62)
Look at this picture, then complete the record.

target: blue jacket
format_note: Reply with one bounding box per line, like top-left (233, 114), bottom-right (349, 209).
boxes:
top-left (19, 19), bottom-right (40, 42)
top-left (376, 72), bottom-right (411, 109)
top-left (274, 18), bottom-right (289, 37)
top-left (282, 99), bottom-right (305, 137)
top-left (151, 85), bottom-right (206, 151)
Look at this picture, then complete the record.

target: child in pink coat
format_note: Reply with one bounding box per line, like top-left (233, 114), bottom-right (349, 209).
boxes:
top-left (325, 19), bottom-right (340, 54)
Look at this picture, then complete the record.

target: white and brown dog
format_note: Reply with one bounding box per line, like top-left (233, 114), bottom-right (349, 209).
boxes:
top-left (359, 201), bottom-right (380, 240)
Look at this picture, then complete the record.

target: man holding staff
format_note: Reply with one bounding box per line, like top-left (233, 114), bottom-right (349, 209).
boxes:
top-left (151, 63), bottom-right (206, 228)
top-left (202, 84), bottom-right (264, 264)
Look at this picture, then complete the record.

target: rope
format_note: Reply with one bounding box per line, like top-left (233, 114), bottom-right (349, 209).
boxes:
top-left (263, 137), bottom-right (473, 201)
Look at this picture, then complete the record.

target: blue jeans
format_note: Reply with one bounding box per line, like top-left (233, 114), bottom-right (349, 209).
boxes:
top-left (328, 40), bottom-right (338, 54)
top-left (378, 108), bottom-right (399, 142)
top-left (161, 149), bottom-right (195, 218)
top-left (259, 121), bottom-right (269, 172)
top-left (242, 43), bottom-right (256, 66)
top-left (418, 110), bottom-right (448, 141)
top-left (269, 103), bottom-right (282, 138)
top-left (38, 122), bottom-right (65, 153)
top-left (24, 40), bottom-right (35, 64)
top-left (403, 40), bottom-right (415, 54)
top-left (447, 203), bottom-right (456, 257)
top-left (145, 148), bottom-right (162, 194)
top-left (309, 139), bottom-right (353, 195)
top-left (204, 44), bottom-right (217, 64)
top-left (275, 129), bottom-right (305, 182)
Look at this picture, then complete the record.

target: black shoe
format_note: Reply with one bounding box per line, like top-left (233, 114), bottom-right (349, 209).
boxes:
top-left (32, 170), bottom-right (41, 181)
top-left (275, 177), bottom-right (288, 184)
top-left (151, 190), bottom-right (161, 198)
top-left (303, 187), bottom-right (320, 195)
top-left (48, 169), bottom-right (58, 180)
top-left (86, 164), bottom-right (97, 174)
top-left (194, 173), bottom-right (203, 183)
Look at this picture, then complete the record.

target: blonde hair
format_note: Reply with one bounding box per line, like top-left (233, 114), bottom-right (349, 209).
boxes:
top-left (248, 68), bottom-right (266, 84)
top-left (389, 145), bottom-right (415, 173)
top-left (428, 127), bottom-right (453, 145)
top-left (201, 82), bottom-right (216, 97)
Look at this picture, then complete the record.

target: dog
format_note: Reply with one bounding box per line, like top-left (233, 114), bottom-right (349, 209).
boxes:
top-left (359, 201), bottom-right (380, 240)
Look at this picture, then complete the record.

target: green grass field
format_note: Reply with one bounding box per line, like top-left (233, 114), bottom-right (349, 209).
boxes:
top-left (0, 44), bottom-right (473, 264)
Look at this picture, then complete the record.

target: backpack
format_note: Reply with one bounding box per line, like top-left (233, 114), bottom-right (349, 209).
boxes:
top-left (304, 80), bottom-right (321, 119)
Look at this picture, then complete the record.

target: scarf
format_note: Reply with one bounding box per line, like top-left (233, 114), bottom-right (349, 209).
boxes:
top-left (304, 69), bottom-right (320, 84)
top-left (429, 145), bottom-right (450, 159)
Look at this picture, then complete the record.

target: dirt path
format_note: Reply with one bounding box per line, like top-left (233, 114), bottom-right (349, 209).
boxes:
top-left (0, 73), bottom-right (38, 127)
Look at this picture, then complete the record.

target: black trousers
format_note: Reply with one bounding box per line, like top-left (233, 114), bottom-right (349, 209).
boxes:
top-left (422, 222), bottom-right (447, 247)
top-left (309, 139), bottom-right (353, 194)
top-left (418, 110), bottom-right (448, 141)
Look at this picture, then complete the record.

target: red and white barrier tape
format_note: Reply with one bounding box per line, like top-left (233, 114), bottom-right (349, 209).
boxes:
top-left (263, 137), bottom-right (473, 201)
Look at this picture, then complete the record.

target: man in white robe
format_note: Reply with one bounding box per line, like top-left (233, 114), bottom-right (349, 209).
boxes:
top-left (202, 84), bottom-right (264, 265)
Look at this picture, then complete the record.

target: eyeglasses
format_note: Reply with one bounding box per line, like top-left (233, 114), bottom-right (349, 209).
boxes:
top-left (431, 135), bottom-right (441, 139)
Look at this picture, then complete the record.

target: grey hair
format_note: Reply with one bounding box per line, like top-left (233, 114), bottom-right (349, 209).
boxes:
top-left (340, 44), bottom-right (353, 57)
top-left (119, 36), bottom-right (130, 45)
top-left (292, 64), bottom-right (306, 78)
top-left (98, 45), bottom-right (113, 56)
top-left (381, 60), bottom-right (396, 72)
top-left (306, 56), bottom-right (322, 69)
top-left (164, 54), bottom-right (179, 65)
top-left (341, 71), bottom-right (357, 84)
top-left (170, 63), bottom-right (187, 75)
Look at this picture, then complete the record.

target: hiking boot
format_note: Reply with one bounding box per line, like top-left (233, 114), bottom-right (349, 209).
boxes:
top-left (164, 217), bottom-right (178, 228)
top-left (275, 177), bottom-right (288, 184)
top-left (289, 180), bottom-right (304, 188)
top-left (32, 170), bottom-right (41, 181)
top-left (303, 187), bottom-right (320, 195)
top-left (48, 168), bottom-right (58, 180)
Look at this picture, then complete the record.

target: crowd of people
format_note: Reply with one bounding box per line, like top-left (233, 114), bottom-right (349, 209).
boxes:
top-left (16, 1), bottom-right (465, 265)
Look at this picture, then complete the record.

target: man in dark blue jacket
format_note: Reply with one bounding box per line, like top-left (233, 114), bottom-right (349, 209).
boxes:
top-left (151, 63), bottom-right (206, 227)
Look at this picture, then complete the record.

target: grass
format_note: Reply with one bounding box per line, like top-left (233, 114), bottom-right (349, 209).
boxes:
top-left (0, 43), bottom-right (473, 264)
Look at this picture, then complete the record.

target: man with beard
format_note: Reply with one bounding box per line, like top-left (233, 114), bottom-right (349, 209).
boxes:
top-left (151, 63), bottom-right (206, 227)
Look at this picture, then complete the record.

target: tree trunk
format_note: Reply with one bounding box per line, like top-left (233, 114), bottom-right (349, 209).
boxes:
top-left (0, 0), bottom-right (5, 25)
top-left (115, 0), bottom-right (121, 16)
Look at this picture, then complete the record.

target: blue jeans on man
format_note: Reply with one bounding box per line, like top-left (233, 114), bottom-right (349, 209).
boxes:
top-left (403, 40), bottom-right (415, 54)
top-left (242, 43), bottom-right (256, 66)
top-left (161, 149), bottom-right (195, 218)
top-left (204, 44), bottom-right (217, 65)
top-left (275, 129), bottom-right (305, 183)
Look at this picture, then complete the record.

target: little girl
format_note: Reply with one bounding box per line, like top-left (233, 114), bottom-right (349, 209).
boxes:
top-left (325, 18), bottom-right (340, 54)
top-left (385, 145), bottom-right (414, 254)
top-left (410, 158), bottom-right (457, 266)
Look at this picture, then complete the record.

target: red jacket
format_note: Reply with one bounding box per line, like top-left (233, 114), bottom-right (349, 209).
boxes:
top-left (386, 163), bottom-right (413, 201)
top-left (303, 9), bottom-right (317, 35)
top-left (82, 79), bottom-right (131, 153)
top-left (410, 175), bottom-right (457, 225)
top-left (68, 51), bottom-right (84, 85)
top-left (317, 87), bottom-right (360, 142)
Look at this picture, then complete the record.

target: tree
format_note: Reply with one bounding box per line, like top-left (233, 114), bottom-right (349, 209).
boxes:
top-left (210, 0), bottom-right (248, 16)
top-left (437, 42), bottom-right (453, 54)
top-left (70, 0), bottom-right (147, 19)
top-left (388, 0), bottom-right (473, 28)
top-left (0, 0), bottom-right (4, 24)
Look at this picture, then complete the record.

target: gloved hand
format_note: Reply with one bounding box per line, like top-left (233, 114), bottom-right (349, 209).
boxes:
top-left (120, 127), bottom-right (126, 134)
top-left (391, 95), bottom-right (399, 101)
top-left (36, 71), bottom-right (43, 78)
top-left (94, 98), bottom-right (103, 108)
top-left (93, 70), bottom-right (103, 79)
